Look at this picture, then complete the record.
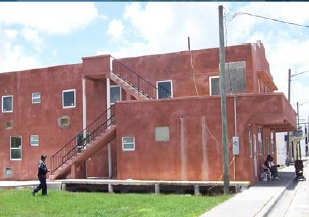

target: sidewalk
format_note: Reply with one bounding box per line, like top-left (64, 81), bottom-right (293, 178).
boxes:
top-left (200, 158), bottom-right (308, 217)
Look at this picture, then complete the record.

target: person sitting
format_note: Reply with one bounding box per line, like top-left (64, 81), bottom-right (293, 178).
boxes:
top-left (264, 155), bottom-right (280, 180)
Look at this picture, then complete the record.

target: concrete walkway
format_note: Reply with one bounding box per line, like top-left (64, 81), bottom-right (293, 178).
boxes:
top-left (200, 158), bottom-right (308, 217)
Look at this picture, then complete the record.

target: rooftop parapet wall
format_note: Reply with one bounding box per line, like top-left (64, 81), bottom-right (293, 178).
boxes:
top-left (82, 55), bottom-right (110, 79)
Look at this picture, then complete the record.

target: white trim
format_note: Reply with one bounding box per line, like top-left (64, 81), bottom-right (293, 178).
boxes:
top-left (2, 95), bottom-right (13, 113)
top-left (32, 92), bottom-right (41, 104)
top-left (156, 80), bottom-right (173, 99)
top-left (110, 85), bottom-right (121, 105)
top-left (209, 76), bottom-right (219, 95)
top-left (10, 136), bottom-right (22, 160)
top-left (82, 79), bottom-right (87, 134)
top-left (62, 89), bottom-right (76, 108)
top-left (30, 135), bottom-right (39, 146)
top-left (122, 137), bottom-right (135, 151)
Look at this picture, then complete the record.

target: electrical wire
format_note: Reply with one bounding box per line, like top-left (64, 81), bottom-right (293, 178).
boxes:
top-left (231, 12), bottom-right (309, 28)
top-left (291, 69), bottom-right (309, 78)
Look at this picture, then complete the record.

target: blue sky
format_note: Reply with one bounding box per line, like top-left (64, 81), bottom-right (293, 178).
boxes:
top-left (1, 2), bottom-right (309, 118)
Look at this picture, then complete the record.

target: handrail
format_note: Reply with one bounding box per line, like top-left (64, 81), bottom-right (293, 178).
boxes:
top-left (110, 55), bottom-right (171, 99)
top-left (50, 105), bottom-right (115, 174)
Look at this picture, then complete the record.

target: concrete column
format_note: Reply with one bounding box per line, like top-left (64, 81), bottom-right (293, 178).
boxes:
top-left (194, 185), bottom-right (201, 196)
top-left (108, 184), bottom-right (114, 193)
top-left (155, 184), bottom-right (160, 194)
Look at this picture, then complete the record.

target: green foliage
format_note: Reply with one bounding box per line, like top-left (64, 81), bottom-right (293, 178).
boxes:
top-left (0, 190), bottom-right (231, 217)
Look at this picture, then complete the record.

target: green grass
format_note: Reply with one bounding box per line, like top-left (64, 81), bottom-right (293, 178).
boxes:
top-left (0, 190), bottom-right (232, 217)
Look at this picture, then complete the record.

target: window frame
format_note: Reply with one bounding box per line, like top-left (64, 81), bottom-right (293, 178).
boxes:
top-left (209, 76), bottom-right (220, 96)
top-left (258, 127), bottom-right (263, 155)
top-left (30, 135), bottom-right (39, 146)
top-left (110, 85), bottom-right (121, 104)
top-left (32, 92), bottom-right (41, 104)
top-left (62, 89), bottom-right (76, 109)
top-left (10, 136), bottom-right (22, 160)
top-left (271, 131), bottom-right (275, 154)
top-left (249, 125), bottom-right (253, 158)
top-left (156, 80), bottom-right (173, 99)
top-left (2, 95), bottom-right (13, 113)
top-left (122, 137), bottom-right (135, 151)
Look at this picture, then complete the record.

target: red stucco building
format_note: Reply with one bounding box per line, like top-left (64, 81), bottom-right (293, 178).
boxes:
top-left (0, 40), bottom-right (296, 185)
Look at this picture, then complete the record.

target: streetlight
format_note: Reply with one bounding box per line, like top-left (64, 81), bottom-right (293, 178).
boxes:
top-left (287, 69), bottom-right (309, 164)
top-left (296, 100), bottom-right (309, 159)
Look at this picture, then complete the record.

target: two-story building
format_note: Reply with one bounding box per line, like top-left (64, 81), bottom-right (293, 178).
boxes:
top-left (0, 40), bottom-right (296, 185)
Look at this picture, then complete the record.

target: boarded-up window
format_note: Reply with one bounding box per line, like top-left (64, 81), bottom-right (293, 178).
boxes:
top-left (212, 61), bottom-right (246, 95)
top-left (155, 126), bottom-right (170, 142)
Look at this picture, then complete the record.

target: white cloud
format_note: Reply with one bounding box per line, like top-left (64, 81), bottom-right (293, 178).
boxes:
top-left (1, 2), bottom-right (99, 35)
top-left (108, 19), bottom-right (124, 39)
top-left (121, 2), bottom-right (221, 54)
top-left (0, 2), bottom-right (100, 72)
top-left (0, 42), bottom-right (41, 72)
top-left (4, 29), bottom-right (18, 40)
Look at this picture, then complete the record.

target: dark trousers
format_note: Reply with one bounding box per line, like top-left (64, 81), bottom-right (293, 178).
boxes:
top-left (34, 175), bottom-right (47, 195)
top-left (270, 166), bottom-right (278, 178)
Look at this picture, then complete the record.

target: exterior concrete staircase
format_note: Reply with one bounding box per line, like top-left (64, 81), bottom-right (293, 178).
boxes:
top-left (49, 125), bottom-right (116, 180)
top-left (50, 57), bottom-right (170, 180)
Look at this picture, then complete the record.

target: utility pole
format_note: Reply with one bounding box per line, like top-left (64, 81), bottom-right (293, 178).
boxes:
top-left (286, 69), bottom-right (291, 165)
top-left (218, 5), bottom-right (230, 194)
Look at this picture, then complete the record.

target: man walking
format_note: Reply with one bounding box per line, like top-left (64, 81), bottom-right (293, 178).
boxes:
top-left (32, 155), bottom-right (49, 196)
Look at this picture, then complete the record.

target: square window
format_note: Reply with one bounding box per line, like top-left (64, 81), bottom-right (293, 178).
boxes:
top-left (5, 121), bottom-right (13, 130)
top-left (122, 137), bottom-right (135, 151)
top-left (10, 136), bottom-right (22, 160)
top-left (62, 89), bottom-right (76, 108)
top-left (155, 126), bottom-right (170, 142)
top-left (58, 116), bottom-right (70, 128)
top-left (2, 95), bottom-right (13, 112)
top-left (30, 135), bottom-right (39, 146)
top-left (157, 81), bottom-right (172, 99)
top-left (5, 168), bottom-right (13, 178)
top-left (32, 92), bottom-right (41, 104)
top-left (110, 86), bottom-right (121, 104)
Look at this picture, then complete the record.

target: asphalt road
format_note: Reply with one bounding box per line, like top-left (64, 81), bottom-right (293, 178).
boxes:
top-left (268, 160), bottom-right (309, 217)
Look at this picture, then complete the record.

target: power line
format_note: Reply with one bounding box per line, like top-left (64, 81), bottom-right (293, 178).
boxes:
top-left (291, 69), bottom-right (309, 77)
top-left (231, 12), bottom-right (309, 28)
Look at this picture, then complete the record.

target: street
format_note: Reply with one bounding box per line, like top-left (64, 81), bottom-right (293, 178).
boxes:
top-left (268, 159), bottom-right (309, 217)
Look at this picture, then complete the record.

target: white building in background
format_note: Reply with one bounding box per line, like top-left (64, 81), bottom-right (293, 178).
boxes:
top-left (277, 117), bottom-right (309, 166)
top-left (276, 132), bottom-right (287, 165)
top-left (298, 117), bottom-right (309, 157)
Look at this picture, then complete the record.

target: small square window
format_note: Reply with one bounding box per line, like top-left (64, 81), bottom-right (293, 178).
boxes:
top-left (2, 95), bottom-right (13, 112)
top-left (62, 89), bottom-right (76, 108)
top-left (155, 126), bottom-right (170, 142)
top-left (5, 121), bottom-right (13, 130)
top-left (32, 92), bottom-right (41, 104)
top-left (30, 135), bottom-right (39, 146)
top-left (5, 168), bottom-right (13, 178)
top-left (122, 137), bottom-right (135, 151)
top-left (58, 116), bottom-right (70, 128)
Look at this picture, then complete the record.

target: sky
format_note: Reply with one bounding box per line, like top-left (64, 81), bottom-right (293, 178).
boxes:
top-left (1, 2), bottom-right (309, 120)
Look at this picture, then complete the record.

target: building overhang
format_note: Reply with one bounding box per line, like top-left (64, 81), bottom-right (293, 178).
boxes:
top-left (257, 70), bottom-right (278, 91)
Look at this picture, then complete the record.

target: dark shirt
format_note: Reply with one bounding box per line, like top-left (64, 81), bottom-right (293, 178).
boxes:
top-left (38, 160), bottom-right (48, 176)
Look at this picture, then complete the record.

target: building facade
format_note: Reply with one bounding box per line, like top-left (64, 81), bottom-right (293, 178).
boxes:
top-left (0, 40), bottom-right (296, 185)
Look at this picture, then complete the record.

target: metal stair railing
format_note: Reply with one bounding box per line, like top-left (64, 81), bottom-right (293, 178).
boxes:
top-left (50, 105), bottom-right (115, 174)
top-left (110, 55), bottom-right (171, 99)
